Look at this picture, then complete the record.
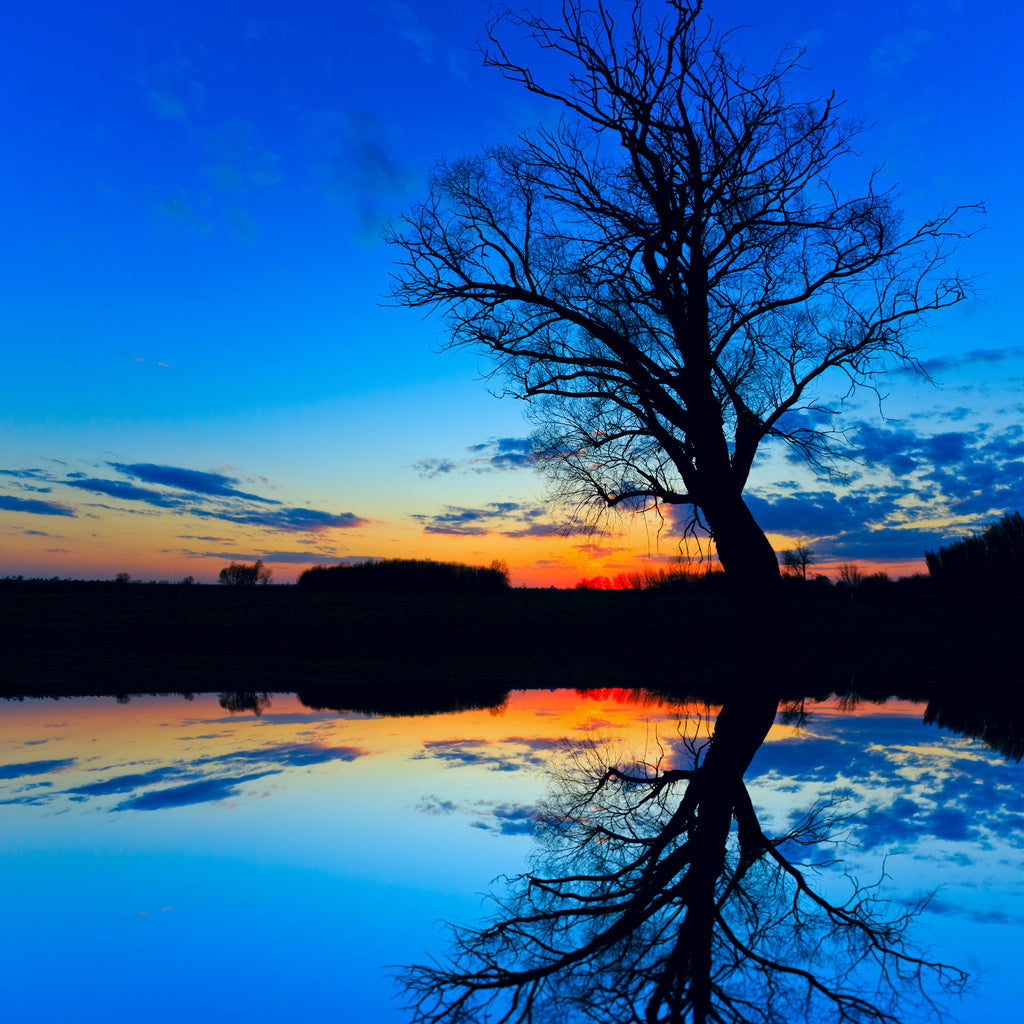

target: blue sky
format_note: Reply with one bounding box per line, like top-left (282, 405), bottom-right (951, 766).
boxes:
top-left (2, 0), bottom-right (1022, 583)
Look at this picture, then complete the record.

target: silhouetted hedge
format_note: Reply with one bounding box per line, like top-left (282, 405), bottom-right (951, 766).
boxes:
top-left (925, 511), bottom-right (1024, 593)
top-left (296, 558), bottom-right (510, 593)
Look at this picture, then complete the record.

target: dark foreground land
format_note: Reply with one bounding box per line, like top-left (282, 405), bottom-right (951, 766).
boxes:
top-left (1, 580), bottom-right (1020, 706)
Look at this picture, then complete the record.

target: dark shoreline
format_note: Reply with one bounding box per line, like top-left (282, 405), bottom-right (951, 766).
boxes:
top-left (2, 579), bottom-right (1020, 700)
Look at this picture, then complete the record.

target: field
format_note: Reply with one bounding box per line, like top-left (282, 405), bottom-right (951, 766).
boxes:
top-left (2, 581), bottom-right (1020, 711)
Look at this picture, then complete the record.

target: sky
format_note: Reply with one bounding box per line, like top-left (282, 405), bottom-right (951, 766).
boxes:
top-left (2, 0), bottom-right (1022, 585)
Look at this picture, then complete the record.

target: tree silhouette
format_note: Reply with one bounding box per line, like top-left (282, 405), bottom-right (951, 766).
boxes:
top-left (398, 699), bottom-right (966, 1024)
top-left (780, 546), bottom-right (815, 581)
top-left (387, 0), bottom-right (979, 605)
top-left (218, 560), bottom-right (272, 586)
top-left (925, 510), bottom-right (1024, 594)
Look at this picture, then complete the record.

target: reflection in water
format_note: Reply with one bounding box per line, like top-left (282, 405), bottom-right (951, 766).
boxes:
top-left (401, 697), bottom-right (967, 1024)
top-left (2, 689), bottom-right (1022, 1023)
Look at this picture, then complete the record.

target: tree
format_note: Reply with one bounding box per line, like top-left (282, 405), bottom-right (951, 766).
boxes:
top-left (399, 699), bottom-right (966, 1024)
top-left (925, 510), bottom-right (1024, 593)
top-left (780, 546), bottom-right (815, 581)
top-left (836, 562), bottom-right (864, 587)
top-left (386, 0), bottom-right (978, 606)
top-left (218, 560), bottom-right (272, 586)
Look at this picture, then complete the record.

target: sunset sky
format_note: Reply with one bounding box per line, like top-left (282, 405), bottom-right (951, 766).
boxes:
top-left (3, 0), bottom-right (1022, 585)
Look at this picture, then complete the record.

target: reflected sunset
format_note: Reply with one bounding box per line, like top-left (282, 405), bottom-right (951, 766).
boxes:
top-left (2, 689), bottom-right (1021, 1023)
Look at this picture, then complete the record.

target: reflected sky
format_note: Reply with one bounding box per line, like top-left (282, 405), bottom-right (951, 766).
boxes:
top-left (1, 691), bottom-right (1022, 1023)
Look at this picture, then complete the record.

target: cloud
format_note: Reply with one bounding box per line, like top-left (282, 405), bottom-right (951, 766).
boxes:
top-left (411, 503), bottom-right (519, 535)
top-left (415, 437), bottom-right (538, 478)
top-left (0, 758), bottom-right (77, 780)
top-left (303, 107), bottom-right (414, 236)
top-left (192, 506), bottom-right (368, 532)
top-left (412, 501), bottom-right (574, 537)
top-left (490, 804), bottom-right (542, 836)
top-left (64, 478), bottom-right (182, 508)
top-left (0, 495), bottom-right (75, 517)
top-left (744, 491), bottom-right (883, 538)
top-left (417, 796), bottom-right (462, 816)
top-left (88, 742), bottom-right (365, 812)
top-left (906, 345), bottom-right (1024, 378)
top-left (499, 522), bottom-right (574, 539)
top-left (411, 458), bottom-right (459, 477)
top-left (114, 772), bottom-right (278, 811)
top-left (749, 419), bottom-right (1024, 561)
top-left (207, 550), bottom-right (345, 565)
top-left (111, 463), bottom-right (278, 503)
top-left (66, 767), bottom-right (187, 797)
top-left (416, 795), bottom-right (543, 835)
top-left (191, 741), bottom-right (367, 768)
top-left (415, 738), bottom-right (552, 773)
top-left (869, 27), bottom-right (934, 75)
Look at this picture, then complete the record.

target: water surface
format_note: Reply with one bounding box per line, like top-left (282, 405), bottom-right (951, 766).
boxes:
top-left (2, 690), bottom-right (1021, 1022)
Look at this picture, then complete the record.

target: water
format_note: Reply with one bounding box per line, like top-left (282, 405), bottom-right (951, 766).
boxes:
top-left (1, 690), bottom-right (1021, 1023)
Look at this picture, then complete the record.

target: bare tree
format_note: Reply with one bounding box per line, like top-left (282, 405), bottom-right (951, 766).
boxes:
top-left (386, 0), bottom-right (979, 604)
top-left (780, 546), bottom-right (815, 581)
top-left (836, 562), bottom-right (864, 587)
top-left (398, 699), bottom-right (966, 1024)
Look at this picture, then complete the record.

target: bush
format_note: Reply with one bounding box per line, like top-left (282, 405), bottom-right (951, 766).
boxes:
top-left (297, 558), bottom-right (510, 593)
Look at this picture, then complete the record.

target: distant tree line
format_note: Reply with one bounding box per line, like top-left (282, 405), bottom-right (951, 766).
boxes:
top-left (926, 511), bottom-right (1024, 593)
top-left (297, 558), bottom-right (511, 593)
top-left (575, 564), bottom-right (725, 592)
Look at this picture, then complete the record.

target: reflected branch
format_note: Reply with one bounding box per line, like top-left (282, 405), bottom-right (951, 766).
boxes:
top-left (398, 700), bottom-right (966, 1024)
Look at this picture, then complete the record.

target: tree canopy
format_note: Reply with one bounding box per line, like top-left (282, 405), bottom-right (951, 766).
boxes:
top-left (387, 0), bottom-right (979, 596)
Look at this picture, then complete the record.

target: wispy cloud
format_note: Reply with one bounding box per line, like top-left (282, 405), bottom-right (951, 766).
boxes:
top-left (0, 758), bottom-right (77, 780)
top-left (411, 500), bottom-right (555, 537)
top-left (896, 345), bottom-right (1024, 378)
top-left (414, 437), bottom-right (537, 478)
top-left (192, 506), bottom-right (368, 533)
top-left (64, 478), bottom-right (182, 508)
top-left (303, 107), bottom-right (415, 236)
top-left (2, 461), bottom-right (368, 540)
top-left (0, 495), bottom-right (75, 517)
top-left (111, 463), bottom-right (278, 503)
top-left (114, 772), bottom-right (278, 811)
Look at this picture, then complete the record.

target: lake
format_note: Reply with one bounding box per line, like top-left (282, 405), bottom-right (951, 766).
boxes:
top-left (2, 688), bottom-right (1022, 1023)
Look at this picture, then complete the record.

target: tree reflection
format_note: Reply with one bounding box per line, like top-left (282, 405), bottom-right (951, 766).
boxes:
top-left (400, 697), bottom-right (966, 1024)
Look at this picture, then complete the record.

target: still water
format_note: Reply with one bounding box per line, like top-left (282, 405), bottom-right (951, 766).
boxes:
top-left (2, 689), bottom-right (1022, 1023)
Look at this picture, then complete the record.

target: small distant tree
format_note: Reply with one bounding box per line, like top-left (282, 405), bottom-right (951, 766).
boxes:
top-left (218, 560), bottom-right (272, 586)
top-left (575, 575), bottom-right (613, 590)
top-left (780, 546), bottom-right (815, 581)
top-left (836, 563), bottom-right (864, 587)
top-left (114, 572), bottom-right (131, 584)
